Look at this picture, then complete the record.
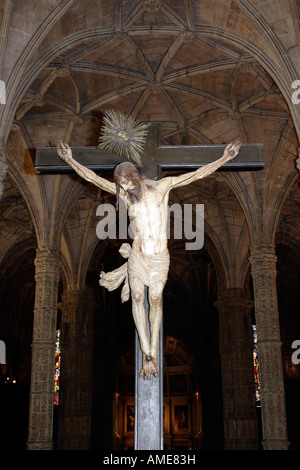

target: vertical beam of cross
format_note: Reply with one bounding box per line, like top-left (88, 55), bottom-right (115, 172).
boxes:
top-left (134, 289), bottom-right (164, 450)
top-left (133, 129), bottom-right (165, 449)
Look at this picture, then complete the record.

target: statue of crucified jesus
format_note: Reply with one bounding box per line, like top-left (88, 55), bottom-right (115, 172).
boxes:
top-left (57, 111), bottom-right (241, 380)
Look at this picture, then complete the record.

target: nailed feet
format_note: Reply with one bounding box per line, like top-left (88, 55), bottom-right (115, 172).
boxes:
top-left (139, 354), bottom-right (159, 380)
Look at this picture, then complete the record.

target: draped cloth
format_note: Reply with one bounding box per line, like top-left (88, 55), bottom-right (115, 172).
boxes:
top-left (99, 242), bottom-right (170, 303)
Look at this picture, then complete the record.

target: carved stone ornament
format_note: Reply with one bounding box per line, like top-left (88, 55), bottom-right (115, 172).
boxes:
top-left (143, 0), bottom-right (161, 13)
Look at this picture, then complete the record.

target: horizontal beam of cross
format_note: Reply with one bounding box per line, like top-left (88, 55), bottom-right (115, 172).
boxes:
top-left (35, 144), bottom-right (263, 174)
top-left (35, 124), bottom-right (263, 179)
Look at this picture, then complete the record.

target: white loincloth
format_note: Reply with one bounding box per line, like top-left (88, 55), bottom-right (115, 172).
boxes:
top-left (99, 243), bottom-right (170, 303)
top-left (128, 245), bottom-right (170, 286)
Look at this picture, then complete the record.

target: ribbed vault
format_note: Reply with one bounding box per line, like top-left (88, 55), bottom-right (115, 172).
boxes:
top-left (1, 0), bottom-right (297, 289)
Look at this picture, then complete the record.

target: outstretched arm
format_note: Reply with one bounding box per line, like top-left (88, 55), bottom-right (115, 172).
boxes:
top-left (57, 142), bottom-right (116, 195)
top-left (166, 141), bottom-right (241, 190)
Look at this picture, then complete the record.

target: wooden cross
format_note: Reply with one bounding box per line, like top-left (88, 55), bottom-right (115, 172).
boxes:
top-left (35, 123), bottom-right (263, 450)
top-left (35, 123), bottom-right (263, 177)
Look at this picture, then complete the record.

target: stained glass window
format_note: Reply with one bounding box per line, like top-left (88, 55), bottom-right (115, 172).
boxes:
top-left (252, 325), bottom-right (261, 404)
top-left (54, 329), bottom-right (61, 405)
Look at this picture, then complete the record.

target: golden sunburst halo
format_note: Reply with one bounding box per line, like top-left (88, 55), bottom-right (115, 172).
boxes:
top-left (98, 110), bottom-right (149, 167)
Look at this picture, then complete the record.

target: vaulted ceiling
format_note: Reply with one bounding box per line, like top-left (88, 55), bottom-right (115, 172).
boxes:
top-left (1, 0), bottom-right (300, 292)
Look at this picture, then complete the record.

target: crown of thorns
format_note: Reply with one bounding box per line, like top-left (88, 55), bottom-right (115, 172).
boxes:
top-left (98, 110), bottom-right (149, 167)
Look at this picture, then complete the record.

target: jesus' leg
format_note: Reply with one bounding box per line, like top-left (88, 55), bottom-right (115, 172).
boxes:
top-left (148, 280), bottom-right (165, 379)
top-left (130, 277), bottom-right (153, 379)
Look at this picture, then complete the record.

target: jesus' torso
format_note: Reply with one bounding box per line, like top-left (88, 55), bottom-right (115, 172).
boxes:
top-left (120, 178), bottom-right (170, 256)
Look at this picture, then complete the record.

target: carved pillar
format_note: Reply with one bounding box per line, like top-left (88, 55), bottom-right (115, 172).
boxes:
top-left (249, 244), bottom-right (289, 450)
top-left (58, 288), bottom-right (94, 450)
top-left (27, 247), bottom-right (61, 450)
top-left (216, 288), bottom-right (259, 450)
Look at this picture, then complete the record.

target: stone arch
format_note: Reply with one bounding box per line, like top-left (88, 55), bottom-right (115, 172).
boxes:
top-left (0, 237), bottom-right (37, 283)
top-left (0, 0), bottom-right (75, 141)
top-left (4, 4), bottom-right (298, 253)
top-left (3, 0), bottom-right (300, 144)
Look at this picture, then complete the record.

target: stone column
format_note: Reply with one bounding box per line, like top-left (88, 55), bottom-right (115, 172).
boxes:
top-left (216, 288), bottom-right (259, 450)
top-left (27, 247), bottom-right (61, 450)
top-left (58, 288), bottom-right (94, 450)
top-left (249, 244), bottom-right (289, 450)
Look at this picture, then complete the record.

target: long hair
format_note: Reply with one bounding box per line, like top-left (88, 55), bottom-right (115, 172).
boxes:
top-left (113, 162), bottom-right (143, 210)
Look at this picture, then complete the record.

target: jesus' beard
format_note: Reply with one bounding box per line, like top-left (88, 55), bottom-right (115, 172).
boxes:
top-left (125, 185), bottom-right (142, 205)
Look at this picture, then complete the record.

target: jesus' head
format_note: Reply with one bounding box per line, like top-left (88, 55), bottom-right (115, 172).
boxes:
top-left (114, 162), bottom-right (143, 209)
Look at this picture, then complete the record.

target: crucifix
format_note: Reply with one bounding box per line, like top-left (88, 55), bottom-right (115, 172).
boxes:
top-left (35, 111), bottom-right (263, 450)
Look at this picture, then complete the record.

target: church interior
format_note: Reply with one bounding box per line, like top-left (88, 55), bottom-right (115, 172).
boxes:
top-left (0, 0), bottom-right (300, 451)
